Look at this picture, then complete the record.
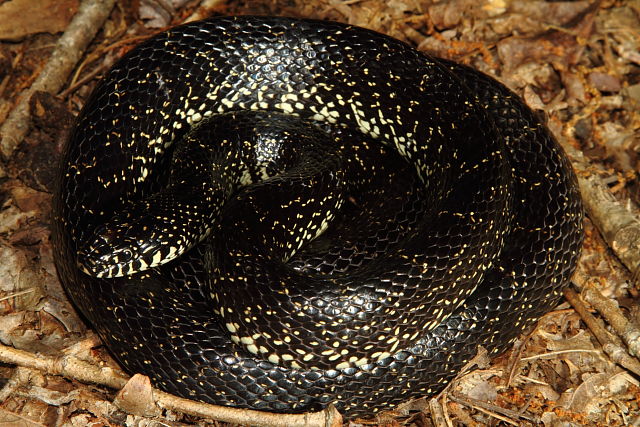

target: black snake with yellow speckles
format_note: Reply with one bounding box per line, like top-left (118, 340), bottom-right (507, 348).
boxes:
top-left (52, 16), bottom-right (583, 417)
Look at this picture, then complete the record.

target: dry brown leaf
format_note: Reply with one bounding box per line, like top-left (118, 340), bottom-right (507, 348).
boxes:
top-left (0, 0), bottom-right (79, 41)
top-left (561, 371), bottom-right (638, 416)
top-left (0, 406), bottom-right (49, 426)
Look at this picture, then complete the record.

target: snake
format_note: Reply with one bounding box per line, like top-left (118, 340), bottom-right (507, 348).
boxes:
top-left (51, 16), bottom-right (584, 418)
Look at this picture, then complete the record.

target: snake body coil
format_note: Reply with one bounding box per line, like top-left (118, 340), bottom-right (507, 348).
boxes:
top-left (52, 16), bottom-right (583, 417)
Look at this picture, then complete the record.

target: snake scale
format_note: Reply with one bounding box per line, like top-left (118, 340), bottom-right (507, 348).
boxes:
top-left (52, 16), bottom-right (584, 417)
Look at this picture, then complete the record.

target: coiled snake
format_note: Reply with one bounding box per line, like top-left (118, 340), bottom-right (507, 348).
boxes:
top-left (52, 16), bottom-right (584, 417)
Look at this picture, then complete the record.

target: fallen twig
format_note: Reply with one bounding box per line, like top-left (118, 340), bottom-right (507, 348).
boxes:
top-left (563, 287), bottom-right (640, 376)
top-left (561, 140), bottom-right (640, 283)
top-left (0, 342), bottom-right (342, 426)
top-left (448, 394), bottom-right (530, 426)
top-left (582, 284), bottom-right (640, 358)
top-left (0, 342), bottom-right (129, 390)
top-left (0, 0), bottom-right (116, 161)
top-left (428, 397), bottom-right (449, 427)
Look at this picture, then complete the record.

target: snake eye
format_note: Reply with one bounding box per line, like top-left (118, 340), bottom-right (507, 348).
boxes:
top-left (117, 248), bottom-right (134, 263)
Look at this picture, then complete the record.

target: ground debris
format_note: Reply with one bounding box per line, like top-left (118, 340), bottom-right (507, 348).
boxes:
top-left (0, 0), bottom-right (638, 426)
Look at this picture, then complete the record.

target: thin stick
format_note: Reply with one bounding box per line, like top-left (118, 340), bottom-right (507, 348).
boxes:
top-left (561, 140), bottom-right (640, 283)
top-left (563, 288), bottom-right (640, 376)
top-left (0, 343), bottom-right (342, 426)
top-left (583, 285), bottom-right (640, 358)
top-left (0, 0), bottom-right (116, 160)
top-left (448, 394), bottom-right (536, 425)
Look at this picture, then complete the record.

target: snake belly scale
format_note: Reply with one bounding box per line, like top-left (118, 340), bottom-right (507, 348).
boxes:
top-left (52, 16), bottom-right (583, 417)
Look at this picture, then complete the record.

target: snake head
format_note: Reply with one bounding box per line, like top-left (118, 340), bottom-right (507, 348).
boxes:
top-left (77, 221), bottom-right (167, 279)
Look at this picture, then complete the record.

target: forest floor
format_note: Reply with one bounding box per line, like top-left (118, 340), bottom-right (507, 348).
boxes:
top-left (0, 0), bottom-right (639, 426)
